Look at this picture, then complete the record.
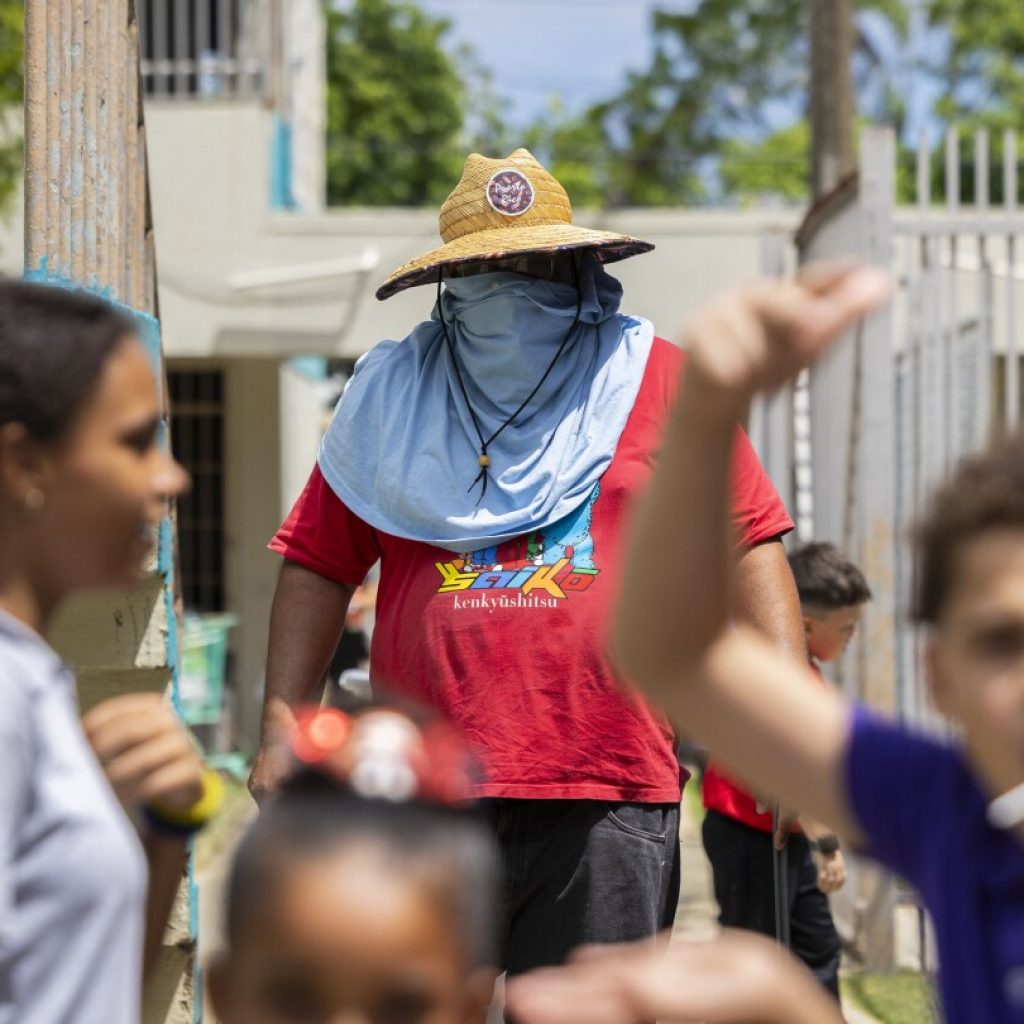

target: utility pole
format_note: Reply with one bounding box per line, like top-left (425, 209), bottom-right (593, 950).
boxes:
top-left (809, 0), bottom-right (856, 197)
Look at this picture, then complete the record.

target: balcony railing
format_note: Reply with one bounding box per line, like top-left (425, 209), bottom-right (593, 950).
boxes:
top-left (136, 0), bottom-right (271, 99)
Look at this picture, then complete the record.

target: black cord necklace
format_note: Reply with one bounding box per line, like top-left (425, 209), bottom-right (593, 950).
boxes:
top-left (436, 253), bottom-right (583, 503)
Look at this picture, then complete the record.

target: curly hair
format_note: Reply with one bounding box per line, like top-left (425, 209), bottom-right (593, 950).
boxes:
top-left (915, 435), bottom-right (1024, 624)
top-left (788, 542), bottom-right (872, 612)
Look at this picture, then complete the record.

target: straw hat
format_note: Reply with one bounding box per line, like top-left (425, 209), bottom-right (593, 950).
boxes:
top-left (375, 148), bottom-right (654, 300)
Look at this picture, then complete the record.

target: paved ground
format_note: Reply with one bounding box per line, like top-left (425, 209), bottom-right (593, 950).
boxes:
top-left (196, 792), bottom-right (879, 1022)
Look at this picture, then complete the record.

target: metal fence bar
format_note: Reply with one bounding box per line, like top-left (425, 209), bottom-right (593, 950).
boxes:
top-left (194, 0), bottom-right (210, 94)
top-left (1006, 131), bottom-right (1019, 430)
top-left (946, 129), bottom-right (962, 461)
top-left (894, 218), bottom-right (1024, 236)
top-left (218, 0), bottom-right (233, 94)
top-left (152, 0), bottom-right (169, 95)
top-left (134, 0), bottom-right (271, 100)
top-left (174, 0), bottom-right (189, 94)
top-left (977, 130), bottom-right (994, 444)
top-left (916, 132), bottom-right (930, 210)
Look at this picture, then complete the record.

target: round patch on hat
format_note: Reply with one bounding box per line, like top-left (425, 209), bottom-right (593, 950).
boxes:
top-left (486, 169), bottom-right (535, 217)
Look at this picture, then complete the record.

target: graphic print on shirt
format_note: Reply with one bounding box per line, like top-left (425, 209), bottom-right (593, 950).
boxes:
top-left (435, 485), bottom-right (600, 607)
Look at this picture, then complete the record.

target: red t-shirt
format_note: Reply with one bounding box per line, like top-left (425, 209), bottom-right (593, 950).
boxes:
top-left (702, 661), bottom-right (823, 832)
top-left (271, 338), bottom-right (793, 802)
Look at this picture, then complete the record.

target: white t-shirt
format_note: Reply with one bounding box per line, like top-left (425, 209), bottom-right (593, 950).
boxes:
top-left (0, 609), bottom-right (147, 1023)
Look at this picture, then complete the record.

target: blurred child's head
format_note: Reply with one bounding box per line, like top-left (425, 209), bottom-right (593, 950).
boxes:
top-left (915, 437), bottom-right (1024, 801)
top-left (208, 710), bottom-right (499, 1024)
top-left (787, 542), bottom-right (872, 662)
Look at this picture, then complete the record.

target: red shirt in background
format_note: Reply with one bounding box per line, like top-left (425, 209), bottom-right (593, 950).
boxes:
top-left (702, 661), bottom-right (823, 832)
top-left (271, 339), bottom-right (793, 802)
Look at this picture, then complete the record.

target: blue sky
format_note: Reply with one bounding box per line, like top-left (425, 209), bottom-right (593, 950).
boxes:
top-left (416, 0), bottom-right (949, 144)
top-left (416, 0), bottom-right (693, 129)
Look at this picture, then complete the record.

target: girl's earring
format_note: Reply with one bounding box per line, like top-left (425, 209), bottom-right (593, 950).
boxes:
top-left (24, 488), bottom-right (45, 512)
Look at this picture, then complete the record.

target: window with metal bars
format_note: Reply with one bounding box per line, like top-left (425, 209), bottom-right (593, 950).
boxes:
top-left (137, 0), bottom-right (267, 98)
top-left (169, 370), bottom-right (226, 612)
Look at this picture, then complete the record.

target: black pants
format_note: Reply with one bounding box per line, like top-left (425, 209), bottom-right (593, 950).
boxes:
top-left (702, 809), bottom-right (841, 999)
top-left (481, 798), bottom-right (680, 975)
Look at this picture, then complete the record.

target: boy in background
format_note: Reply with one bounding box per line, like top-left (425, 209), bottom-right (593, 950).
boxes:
top-left (701, 542), bottom-right (871, 996)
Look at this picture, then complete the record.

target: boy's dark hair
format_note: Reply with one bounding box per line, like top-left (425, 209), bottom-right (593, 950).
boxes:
top-left (788, 542), bottom-right (872, 612)
top-left (915, 435), bottom-right (1024, 624)
top-left (227, 771), bottom-right (500, 969)
top-left (0, 279), bottom-right (136, 442)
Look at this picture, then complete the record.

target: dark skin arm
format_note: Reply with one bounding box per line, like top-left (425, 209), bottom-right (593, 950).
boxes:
top-left (248, 560), bottom-right (356, 804)
top-left (141, 835), bottom-right (189, 975)
top-left (734, 539), bottom-right (805, 662)
top-left (734, 539), bottom-right (807, 843)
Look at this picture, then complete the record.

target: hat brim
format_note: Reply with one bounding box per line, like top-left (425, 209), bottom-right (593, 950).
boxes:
top-left (375, 224), bottom-right (654, 301)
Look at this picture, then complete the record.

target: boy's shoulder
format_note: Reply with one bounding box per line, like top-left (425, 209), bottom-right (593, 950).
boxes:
top-left (846, 706), bottom-right (983, 881)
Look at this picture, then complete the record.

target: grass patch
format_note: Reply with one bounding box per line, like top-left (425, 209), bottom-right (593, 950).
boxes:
top-left (841, 973), bottom-right (937, 1024)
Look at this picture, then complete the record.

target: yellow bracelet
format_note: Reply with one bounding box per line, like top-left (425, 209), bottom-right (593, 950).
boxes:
top-left (146, 768), bottom-right (224, 831)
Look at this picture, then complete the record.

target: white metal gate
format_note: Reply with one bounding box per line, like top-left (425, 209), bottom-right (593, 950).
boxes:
top-left (776, 125), bottom-right (1024, 975)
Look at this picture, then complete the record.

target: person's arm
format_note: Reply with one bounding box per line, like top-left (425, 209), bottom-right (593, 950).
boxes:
top-left (82, 693), bottom-right (205, 978)
top-left (140, 834), bottom-right (189, 974)
top-left (733, 539), bottom-right (807, 842)
top-left (801, 815), bottom-right (847, 893)
top-left (613, 265), bottom-right (891, 845)
top-left (248, 560), bottom-right (355, 804)
top-left (733, 539), bottom-right (805, 663)
top-left (504, 932), bottom-right (844, 1024)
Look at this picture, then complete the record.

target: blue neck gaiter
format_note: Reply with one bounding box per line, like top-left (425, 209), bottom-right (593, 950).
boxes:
top-left (317, 255), bottom-right (654, 552)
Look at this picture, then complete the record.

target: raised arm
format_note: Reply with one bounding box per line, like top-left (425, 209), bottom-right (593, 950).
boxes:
top-left (613, 265), bottom-right (891, 843)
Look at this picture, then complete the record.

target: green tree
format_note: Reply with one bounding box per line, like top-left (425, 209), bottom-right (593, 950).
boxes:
top-left (928, 0), bottom-right (1024, 128)
top-left (0, 0), bottom-right (23, 215)
top-left (520, 99), bottom-right (607, 209)
top-left (720, 121), bottom-right (810, 207)
top-left (325, 0), bottom-right (469, 206)
top-left (578, 0), bottom-right (907, 207)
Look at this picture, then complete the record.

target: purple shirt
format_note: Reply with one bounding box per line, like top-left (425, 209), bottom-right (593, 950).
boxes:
top-left (847, 707), bottom-right (1024, 1023)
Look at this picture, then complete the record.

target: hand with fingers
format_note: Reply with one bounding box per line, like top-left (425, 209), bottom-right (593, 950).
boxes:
top-left (504, 932), bottom-right (844, 1024)
top-left (682, 263), bottom-right (892, 409)
top-left (83, 693), bottom-right (204, 817)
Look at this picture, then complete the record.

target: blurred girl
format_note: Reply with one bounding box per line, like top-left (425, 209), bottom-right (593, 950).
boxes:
top-left (208, 706), bottom-right (498, 1024)
top-left (0, 281), bottom-right (213, 1022)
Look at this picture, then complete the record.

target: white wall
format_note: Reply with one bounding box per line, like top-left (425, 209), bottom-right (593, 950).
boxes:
top-left (279, 361), bottom-right (332, 516)
top-left (284, 0), bottom-right (326, 213)
top-left (220, 358), bottom-right (284, 750)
